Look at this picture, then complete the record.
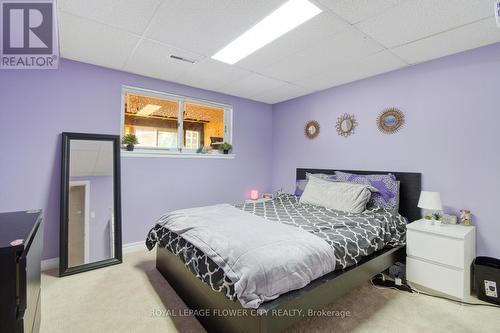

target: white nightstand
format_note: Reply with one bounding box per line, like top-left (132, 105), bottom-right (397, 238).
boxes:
top-left (406, 219), bottom-right (476, 301)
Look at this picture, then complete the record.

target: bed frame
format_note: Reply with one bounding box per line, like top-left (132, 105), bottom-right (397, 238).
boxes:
top-left (155, 168), bottom-right (421, 333)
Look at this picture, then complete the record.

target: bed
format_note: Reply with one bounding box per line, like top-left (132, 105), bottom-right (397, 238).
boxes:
top-left (147, 168), bottom-right (421, 333)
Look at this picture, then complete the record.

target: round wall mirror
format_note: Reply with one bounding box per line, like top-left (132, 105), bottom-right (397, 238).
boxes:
top-left (304, 120), bottom-right (320, 139)
top-left (336, 113), bottom-right (357, 137)
top-left (377, 108), bottom-right (405, 134)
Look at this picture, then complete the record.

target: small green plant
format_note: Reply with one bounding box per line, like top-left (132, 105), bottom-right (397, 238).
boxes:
top-left (121, 134), bottom-right (139, 145)
top-left (433, 212), bottom-right (442, 221)
top-left (219, 142), bottom-right (232, 152)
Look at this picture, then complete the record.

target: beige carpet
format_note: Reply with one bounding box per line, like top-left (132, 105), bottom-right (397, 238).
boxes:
top-left (41, 249), bottom-right (500, 333)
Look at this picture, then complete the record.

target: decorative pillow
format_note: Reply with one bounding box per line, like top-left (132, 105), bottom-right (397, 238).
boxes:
top-left (294, 173), bottom-right (337, 196)
top-left (334, 171), bottom-right (398, 211)
top-left (299, 176), bottom-right (376, 213)
top-left (294, 179), bottom-right (308, 196)
top-left (395, 181), bottom-right (401, 211)
top-left (306, 172), bottom-right (337, 181)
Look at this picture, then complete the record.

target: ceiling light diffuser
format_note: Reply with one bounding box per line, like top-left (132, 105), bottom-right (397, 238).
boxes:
top-left (137, 104), bottom-right (161, 116)
top-left (212, 0), bottom-right (322, 64)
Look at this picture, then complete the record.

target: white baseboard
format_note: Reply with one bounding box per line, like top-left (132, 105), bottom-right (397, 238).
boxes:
top-left (41, 257), bottom-right (59, 272)
top-left (122, 241), bottom-right (146, 254)
top-left (41, 241), bottom-right (147, 272)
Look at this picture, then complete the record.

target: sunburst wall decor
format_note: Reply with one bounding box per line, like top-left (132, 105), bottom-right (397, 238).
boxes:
top-left (377, 108), bottom-right (405, 134)
top-left (335, 113), bottom-right (357, 137)
top-left (304, 120), bottom-right (320, 139)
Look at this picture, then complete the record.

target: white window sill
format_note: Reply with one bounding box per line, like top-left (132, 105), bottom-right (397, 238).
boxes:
top-left (121, 150), bottom-right (235, 159)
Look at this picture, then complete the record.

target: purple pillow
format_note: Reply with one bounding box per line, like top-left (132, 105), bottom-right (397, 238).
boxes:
top-left (334, 171), bottom-right (398, 211)
top-left (294, 179), bottom-right (308, 196)
top-left (294, 173), bottom-right (337, 196)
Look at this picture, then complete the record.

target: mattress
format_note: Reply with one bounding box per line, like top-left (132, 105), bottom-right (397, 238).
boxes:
top-left (146, 193), bottom-right (407, 302)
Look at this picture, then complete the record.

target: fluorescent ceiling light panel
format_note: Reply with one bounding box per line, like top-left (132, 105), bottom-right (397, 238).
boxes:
top-left (137, 104), bottom-right (161, 116)
top-left (212, 0), bottom-right (322, 64)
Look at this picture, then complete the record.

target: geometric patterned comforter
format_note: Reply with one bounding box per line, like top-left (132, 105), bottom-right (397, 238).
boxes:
top-left (146, 193), bottom-right (407, 302)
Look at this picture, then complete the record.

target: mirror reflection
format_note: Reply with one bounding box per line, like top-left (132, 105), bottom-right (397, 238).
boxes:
top-left (340, 119), bottom-right (352, 132)
top-left (68, 139), bottom-right (115, 267)
top-left (304, 120), bottom-right (320, 139)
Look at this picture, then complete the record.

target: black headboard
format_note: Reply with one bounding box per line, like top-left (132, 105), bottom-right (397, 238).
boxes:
top-left (296, 168), bottom-right (422, 222)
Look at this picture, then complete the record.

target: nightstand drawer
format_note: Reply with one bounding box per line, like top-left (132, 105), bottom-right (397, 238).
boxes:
top-left (407, 229), bottom-right (464, 268)
top-left (407, 257), bottom-right (464, 299)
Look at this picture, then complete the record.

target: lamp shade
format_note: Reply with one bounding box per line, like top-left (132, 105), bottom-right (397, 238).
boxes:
top-left (417, 191), bottom-right (442, 211)
top-left (250, 190), bottom-right (259, 200)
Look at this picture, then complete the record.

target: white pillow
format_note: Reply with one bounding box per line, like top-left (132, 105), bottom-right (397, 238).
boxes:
top-left (299, 176), bottom-right (375, 213)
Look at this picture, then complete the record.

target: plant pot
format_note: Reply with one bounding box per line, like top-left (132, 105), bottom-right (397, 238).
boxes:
top-left (126, 144), bottom-right (134, 151)
top-left (223, 149), bottom-right (229, 154)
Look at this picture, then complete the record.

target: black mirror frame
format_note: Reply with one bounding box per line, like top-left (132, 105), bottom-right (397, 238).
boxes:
top-left (59, 132), bottom-right (123, 277)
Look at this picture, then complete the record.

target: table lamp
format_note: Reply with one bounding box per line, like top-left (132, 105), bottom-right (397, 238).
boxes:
top-left (417, 191), bottom-right (443, 224)
top-left (250, 190), bottom-right (259, 200)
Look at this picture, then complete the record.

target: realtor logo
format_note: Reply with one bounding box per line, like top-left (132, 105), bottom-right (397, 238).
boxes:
top-left (1, 0), bottom-right (59, 69)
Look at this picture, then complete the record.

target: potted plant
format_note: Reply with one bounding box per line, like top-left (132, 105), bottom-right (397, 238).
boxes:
top-left (219, 142), bottom-right (232, 154)
top-left (121, 134), bottom-right (139, 151)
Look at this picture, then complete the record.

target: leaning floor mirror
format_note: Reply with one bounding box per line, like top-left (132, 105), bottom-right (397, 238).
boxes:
top-left (59, 133), bottom-right (122, 276)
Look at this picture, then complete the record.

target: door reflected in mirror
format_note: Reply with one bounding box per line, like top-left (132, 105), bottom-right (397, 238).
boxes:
top-left (60, 133), bottom-right (122, 276)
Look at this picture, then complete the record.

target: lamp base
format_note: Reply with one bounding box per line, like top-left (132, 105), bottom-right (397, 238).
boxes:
top-left (423, 209), bottom-right (443, 224)
top-left (423, 218), bottom-right (442, 226)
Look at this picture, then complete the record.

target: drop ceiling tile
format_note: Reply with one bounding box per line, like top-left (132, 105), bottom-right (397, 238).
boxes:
top-left (59, 12), bottom-right (140, 70)
top-left (251, 83), bottom-right (314, 104)
top-left (99, 141), bottom-right (114, 153)
top-left (144, 0), bottom-right (286, 56)
top-left (296, 50), bottom-right (407, 91)
top-left (56, 0), bottom-right (499, 105)
top-left (71, 140), bottom-right (101, 151)
top-left (59, 0), bottom-right (162, 35)
top-left (318, 0), bottom-right (404, 24)
top-left (124, 39), bottom-right (205, 83)
top-left (356, 0), bottom-right (493, 48)
top-left (237, 11), bottom-right (350, 71)
top-left (218, 73), bottom-right (286, 99)
top-left (70, 150), bottom-right (99, 177)
top-left (176, 59), bottom-right (251, 91)
top-left (391, 18), bottom-right (500, 64)
top-left (94, 151), bottom-right (114, 175)
top-left (257, 27), bottom-right (384, 82)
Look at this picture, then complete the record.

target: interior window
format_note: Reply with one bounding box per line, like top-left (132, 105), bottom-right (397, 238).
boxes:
top-left (133, 126), bottom-right (157, 147)
top-left (124, 94), bottom-right (179, 149)
top-left (183, 102), bottom-right (224, 150)
top-left (123, 88), bottom-right (231, 154)
top-left (157, 130), bottom-right (177, 148)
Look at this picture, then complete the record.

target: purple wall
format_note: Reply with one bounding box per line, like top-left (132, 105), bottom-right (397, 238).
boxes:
top-left (271, 43), bottom-right (500, 257)
top-left (0, 59), bottom-right (273, 260)
top-left (2, 43), bottom-right (499, 260)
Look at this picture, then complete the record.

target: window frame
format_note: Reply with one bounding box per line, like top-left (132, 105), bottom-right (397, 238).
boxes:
top-left (121, 85), bottom-right (233, 157)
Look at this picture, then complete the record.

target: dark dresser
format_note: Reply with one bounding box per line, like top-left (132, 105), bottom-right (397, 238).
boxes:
top-left (0, 210), bottom-right (43, 333)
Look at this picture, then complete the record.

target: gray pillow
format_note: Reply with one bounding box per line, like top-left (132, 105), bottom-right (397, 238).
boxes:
top-left (299, 176), bottom-right (376, 213)
top-left (295, 173), bottom-right (337, 196)
top-left (306, 172), bottom-right (337, 181)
